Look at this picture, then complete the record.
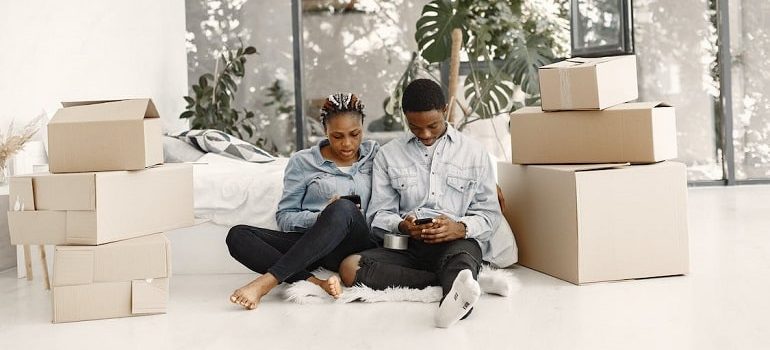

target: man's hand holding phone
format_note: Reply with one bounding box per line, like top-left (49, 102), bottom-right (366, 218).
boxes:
top-left (398, 215), bottom-right (435, 240)
top-left (419, 215), bottom-right (466, 244)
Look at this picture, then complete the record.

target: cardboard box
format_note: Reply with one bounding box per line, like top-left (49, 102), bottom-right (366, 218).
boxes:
top-left (52, 233), bottom-right (170, 323)
top-left (48, 99), bottom-right (163, 173)
top-left (497, 161), bottom-right (689, 285)
top-left (539, 55), bottom-right (638, 111)
top-left (7, 164), bottom-right (193, 245)
top-left (510, 102), bottom-right (678, 164)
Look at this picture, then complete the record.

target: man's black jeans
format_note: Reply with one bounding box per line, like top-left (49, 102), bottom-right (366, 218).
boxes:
top-left (226, 199), bottom-right (376, 283)
top-left (353, 238), bottom-right (483, 297)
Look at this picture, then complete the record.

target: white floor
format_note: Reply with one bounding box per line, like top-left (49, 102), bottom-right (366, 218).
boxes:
top-left (2, 186), bottom-right (770, 350)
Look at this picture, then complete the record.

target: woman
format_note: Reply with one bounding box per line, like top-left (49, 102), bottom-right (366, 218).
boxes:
top-left (226, 93), bottom-right (378, 310)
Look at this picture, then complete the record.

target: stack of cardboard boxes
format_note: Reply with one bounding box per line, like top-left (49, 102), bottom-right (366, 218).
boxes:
top-left (7, 99), bottom-right (194, 322)
top-left (498, 56), bottom-right (690, 285)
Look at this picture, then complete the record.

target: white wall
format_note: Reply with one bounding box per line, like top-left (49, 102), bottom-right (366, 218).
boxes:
top-left (0, 0), bottom-right (189, 133)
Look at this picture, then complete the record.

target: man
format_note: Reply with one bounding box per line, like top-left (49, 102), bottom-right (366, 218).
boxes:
top-left (338, 78), bottom-right (513, 328)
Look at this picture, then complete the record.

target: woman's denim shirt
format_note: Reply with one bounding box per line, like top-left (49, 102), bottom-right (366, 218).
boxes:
top-left (276, 139), bottom-right (379, 232)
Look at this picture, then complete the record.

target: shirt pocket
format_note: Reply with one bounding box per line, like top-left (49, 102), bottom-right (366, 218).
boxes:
top-left (443, 172), bottom-right (479, 215)
top-left (388, 166), bottom-right (418, 192)
top-left (306, 174), bottom-right (337, 202)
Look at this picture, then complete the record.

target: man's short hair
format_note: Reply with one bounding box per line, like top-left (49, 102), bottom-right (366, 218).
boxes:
top-left (402, 78), bottom-right (446, 113)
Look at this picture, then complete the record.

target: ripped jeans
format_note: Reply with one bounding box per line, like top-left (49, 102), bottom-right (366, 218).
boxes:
top-left (353, 238), bottom-right (482, 298)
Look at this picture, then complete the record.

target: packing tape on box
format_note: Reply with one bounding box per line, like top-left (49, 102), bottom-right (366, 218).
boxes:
top-left (559, 69), bottom-right (573, 109)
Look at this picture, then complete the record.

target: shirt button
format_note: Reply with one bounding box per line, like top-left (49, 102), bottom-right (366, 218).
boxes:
top-left (431, 172), bottom-right (435, 175)
top-left (431, 192), bottom-right (435, 195)
top-left (424, 154), bottom-right (428, 157)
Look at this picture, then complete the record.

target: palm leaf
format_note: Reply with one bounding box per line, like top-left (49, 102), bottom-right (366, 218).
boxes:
top-left (505, 34), bottom-right (556, 95)
top-left (463, 57), bottom-right (515, 120)
top-left (415, 0), bottom-right (469, 63)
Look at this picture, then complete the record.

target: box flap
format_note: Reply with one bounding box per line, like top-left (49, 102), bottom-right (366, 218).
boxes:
top-left (9, 177), bottom-right (35, 210)
top-left (51, 99), bottom-right (159, 124)
top-left (53, 282), bottom-right (132, 323)
top-left (52, 247), bottom-right (95, 286)
top-left (131, 278), bottom-right (169, 314)
top-left (61, 100), bottom-right (122, 107)
top-left (531, 163), bottom-right (631, 173)
top-left (510, 106), bottom-right (544, 116)
top-left (565, 56), bottom-right (618, 65)
top-left (29, 172), bottom-right (96, 210)
top-left (608, 101), bottom-right (671, 110)
top-left (7, 211), bottom-right (68, 245)
top-left (540, 56), bottom-right (618, 70)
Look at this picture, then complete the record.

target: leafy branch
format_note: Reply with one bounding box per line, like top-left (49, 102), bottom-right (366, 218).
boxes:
top-left (180, 43), bottom-right (259, 141)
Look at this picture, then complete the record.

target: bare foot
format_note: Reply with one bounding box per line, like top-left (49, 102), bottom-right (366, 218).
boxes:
top-left (229, 273), bottom-right (279, 310)
top-left (308, 275), bottom-right (343, 299)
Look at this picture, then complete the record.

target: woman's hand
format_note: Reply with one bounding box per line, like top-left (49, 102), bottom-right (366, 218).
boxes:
top-left (419, 215), bottom-right (466, 244)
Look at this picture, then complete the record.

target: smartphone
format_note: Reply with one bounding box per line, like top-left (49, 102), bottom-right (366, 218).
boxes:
top-left (340, 194), bottom-right (361, 206)
top-left (414, 218), bottom-right (434, 225)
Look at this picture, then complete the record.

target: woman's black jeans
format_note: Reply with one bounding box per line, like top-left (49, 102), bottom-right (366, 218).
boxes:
top-left (225, 199), bottom-right (376, 283)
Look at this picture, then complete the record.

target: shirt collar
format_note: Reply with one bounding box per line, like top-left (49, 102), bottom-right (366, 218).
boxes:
top-left (404, 122), bottom-right (458, 145)
top-left (311, 138), bottom-right (371, 166)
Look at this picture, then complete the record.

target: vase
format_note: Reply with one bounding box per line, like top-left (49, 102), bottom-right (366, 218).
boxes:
top-left (0, 161), bottom-right (7, 186)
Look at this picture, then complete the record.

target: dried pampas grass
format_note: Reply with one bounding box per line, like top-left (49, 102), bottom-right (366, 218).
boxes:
top-left (0, 114), bottom-right (45, 165)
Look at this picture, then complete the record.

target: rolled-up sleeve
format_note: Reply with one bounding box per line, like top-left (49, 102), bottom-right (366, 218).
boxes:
top-left (366, 152), bottom-right (404, 239)
top-left (276, 157), bottom-right (319, 232)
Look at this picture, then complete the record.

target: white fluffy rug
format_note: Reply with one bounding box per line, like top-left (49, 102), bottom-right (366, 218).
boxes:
top-left (282, 266), bottom-right (520, 304)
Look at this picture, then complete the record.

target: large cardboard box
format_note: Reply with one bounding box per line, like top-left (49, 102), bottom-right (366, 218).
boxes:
top-left (7, 164), bottom-right (193, 245)
top-left (52, 233), bottom-right (170, 323)
top-left (497, 161), bottom-right (689, 285)
top-left (539, 55), bottom-right (638, 111)
top-left (48, 99), bottom-right (163, 173)
top-left (510, 102), bottom-right (677, 164)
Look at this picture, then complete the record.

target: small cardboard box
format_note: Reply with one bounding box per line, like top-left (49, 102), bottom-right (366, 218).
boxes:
top-left (497, 161), bottom-right (689, 285)
top-left (7, 164), bottom-right (193, 245)
top-left (510, 102), bottom-right (677, 164)
top-left (539, 55), bottom-right (638, 111)
top-left (48, 99), bottom-right (163, 173)
top-left (52, 233), bottom-right (170, 323)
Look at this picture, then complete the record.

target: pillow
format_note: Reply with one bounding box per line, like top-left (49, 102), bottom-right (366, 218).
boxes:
top-left (163, 136), bottom-right (206, 162)
top-left (174, 129), bottom-right (275, 163)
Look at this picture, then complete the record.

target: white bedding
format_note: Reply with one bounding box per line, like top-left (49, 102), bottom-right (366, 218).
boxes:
top-left (192, 153), bottom-right (288, 230)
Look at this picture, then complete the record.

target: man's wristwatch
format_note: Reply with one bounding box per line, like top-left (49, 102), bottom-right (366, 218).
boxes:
top-left (458, 221), bottom-right (468, 238)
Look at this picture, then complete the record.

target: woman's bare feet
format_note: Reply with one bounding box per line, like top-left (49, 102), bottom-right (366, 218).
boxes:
top-left (229, 273), bottom-right (279, 310)
top-left (308, 275), bottom-right (343, 299)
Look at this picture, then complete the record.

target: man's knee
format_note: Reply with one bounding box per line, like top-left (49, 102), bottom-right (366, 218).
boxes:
top-left (338, 254), bottom-right (362, 287)
top-left (440, 242), bottom-right (483, 273)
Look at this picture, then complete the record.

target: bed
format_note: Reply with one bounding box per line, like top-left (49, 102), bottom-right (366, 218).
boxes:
top-left (167, 151), bottom-right (290, 275)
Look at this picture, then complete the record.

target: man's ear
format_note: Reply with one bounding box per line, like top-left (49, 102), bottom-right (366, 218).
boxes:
top-left (442, 104), bottom-right (449, 120)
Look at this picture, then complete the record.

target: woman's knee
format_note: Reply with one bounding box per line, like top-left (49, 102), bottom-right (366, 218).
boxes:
top-left (338, 254), bottom-right (362, 287)
top-left (225, 225), bottom-right (250, 250)
top-left (324, 198), bottom-right (358, 216)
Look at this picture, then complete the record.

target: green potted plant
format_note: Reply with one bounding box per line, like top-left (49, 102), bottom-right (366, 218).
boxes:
top-left (180, 43), bottom-right (259, 142)
top-left (406, 0), bottom-right (568, 130)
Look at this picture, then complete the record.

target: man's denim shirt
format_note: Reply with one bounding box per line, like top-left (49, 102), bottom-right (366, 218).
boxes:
top-left (276, 139), bottom-right (379, 232)
top-left (366, 125), bottom-right (503, 260)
